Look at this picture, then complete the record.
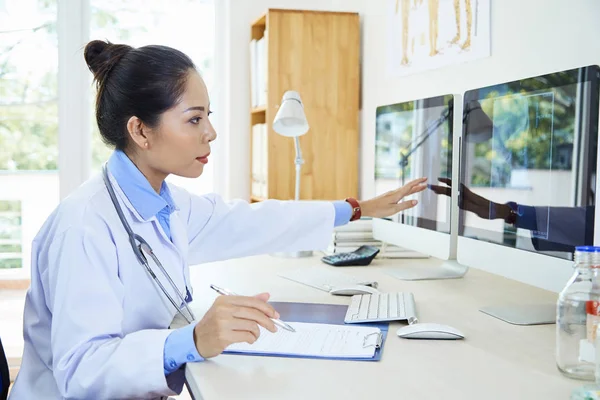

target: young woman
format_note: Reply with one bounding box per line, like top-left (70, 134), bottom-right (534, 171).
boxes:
top-left (9, 40), bottom-right (427, 399)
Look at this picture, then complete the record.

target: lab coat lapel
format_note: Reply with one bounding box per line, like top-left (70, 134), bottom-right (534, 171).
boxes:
top-left (107, 170), bottom-right (189, 317)
top-left (169, 211), bottom-right (192, 296)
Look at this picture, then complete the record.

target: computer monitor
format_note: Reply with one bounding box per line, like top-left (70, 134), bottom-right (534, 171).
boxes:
top-left (372, 94), bottom-right (467, 279)
top-left (455, 65), bottom-right (600, 324)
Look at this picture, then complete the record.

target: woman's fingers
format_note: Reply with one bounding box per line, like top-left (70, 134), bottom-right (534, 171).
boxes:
top-left (394, 199), bottom-right (418, 213)
top-left (253, 292), bottom-right (271, 302)
top-left (389, 177), bottom-right (428, 201)
top-left (403, 177), bottom-right (428, 192)
top-left (231, 305), bottom-right (277, 333)
top-left (229, 318), bottom-right (262, 340)
top-left (195, 295), bottom-right (282, 358)
top-left (226, 330), bottom-right (259, 346)
top-left (224, 295), bottom-right (279, 319)
top-left (408, 183), bottom-right (428, 195)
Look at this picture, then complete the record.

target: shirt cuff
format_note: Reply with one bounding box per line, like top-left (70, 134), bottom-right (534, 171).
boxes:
top-left (333, 200), bottom-right (353, 227)
top-left (515, 204), bottom-right (537, 231)
top-left (163, 323), bottom-right (204, 375)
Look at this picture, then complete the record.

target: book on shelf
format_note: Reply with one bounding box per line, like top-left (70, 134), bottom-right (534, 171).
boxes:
top-left (250, 33), bottom-right (268, 109)
top-left (251, 123), bottom-right (268, 199)
top-left (263, 29), bottom-right (268, 107)
top-left (250, 39), bottom-right (258, 108)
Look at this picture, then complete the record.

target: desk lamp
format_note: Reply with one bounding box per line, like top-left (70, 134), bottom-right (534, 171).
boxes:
top-left (272, 90), bottom-right (312, 258)
top-left (273, 90), bottom-right (309, 201)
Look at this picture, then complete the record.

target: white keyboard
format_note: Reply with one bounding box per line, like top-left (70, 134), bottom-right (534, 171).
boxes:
top-left (278, 266), bottom-right (378, 292)
top-left (344, 292), bottom-right (418, 324)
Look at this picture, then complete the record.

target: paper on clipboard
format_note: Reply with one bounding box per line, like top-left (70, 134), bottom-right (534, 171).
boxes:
top-left (224, 322), bottom-right (382, 359)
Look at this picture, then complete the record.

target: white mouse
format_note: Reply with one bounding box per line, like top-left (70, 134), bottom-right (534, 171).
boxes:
top-left (329, 285), bottom-right (381, 296)
top-left (396, 323), bottom-right (464, 340)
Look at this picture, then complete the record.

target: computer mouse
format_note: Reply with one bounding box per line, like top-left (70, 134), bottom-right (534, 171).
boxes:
top-left (396, 323), bottom-right (464, 340)
top-left (329, 285), bottom-right (381, 296)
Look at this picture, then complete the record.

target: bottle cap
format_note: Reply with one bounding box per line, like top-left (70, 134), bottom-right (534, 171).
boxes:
top-left (577, 246), bottom-right (600, 253)
top-left (575, 247), bottom-right (600, 268)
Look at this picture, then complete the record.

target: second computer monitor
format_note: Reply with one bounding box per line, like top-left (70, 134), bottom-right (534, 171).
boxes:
top-left (372, 94), bottom-right (459, 260)
top-left (457, 65), bottom-right (600, 293)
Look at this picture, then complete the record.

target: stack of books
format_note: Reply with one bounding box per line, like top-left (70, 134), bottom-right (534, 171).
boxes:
top-left (327, 218), bottom-right (378, 254)
top-left (326, 218), bottom-right (427, 259)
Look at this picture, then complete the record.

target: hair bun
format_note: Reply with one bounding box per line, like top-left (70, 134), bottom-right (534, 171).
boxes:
top-left (84, 40), bottom-right (132, 85)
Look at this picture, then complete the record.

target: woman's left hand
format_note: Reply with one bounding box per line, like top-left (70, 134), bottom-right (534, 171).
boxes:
top-left (359, 177), bottom-right (428, 218)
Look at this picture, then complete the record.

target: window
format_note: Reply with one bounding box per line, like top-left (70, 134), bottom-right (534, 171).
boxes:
top-left (0, 201), bottom-right (22, 269)
top-left (89, 0), bottom-right (216, 196)
top-left (0, 0), bottom-right (59, 277)
top-left (0, 0), bottom-right (217, 280)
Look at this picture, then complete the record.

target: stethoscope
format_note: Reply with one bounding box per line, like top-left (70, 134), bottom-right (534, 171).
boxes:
top-left (102, 164), bottom-right (196, 324)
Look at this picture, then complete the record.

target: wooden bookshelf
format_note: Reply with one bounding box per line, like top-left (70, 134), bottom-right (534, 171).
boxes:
top-left (250, 107), bottom-right (266, 127)
top-left (250, 195), bottom-right (267, 203)
top-left (249, 9), bottom-right (360, 201)
top-left (251, 105), bottom-right (267, 114)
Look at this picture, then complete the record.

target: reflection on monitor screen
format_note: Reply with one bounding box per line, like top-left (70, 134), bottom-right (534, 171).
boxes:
top-left (458, 65), bottom-right (600, 259)
top-left (375, 95), bottom-right (454, 233)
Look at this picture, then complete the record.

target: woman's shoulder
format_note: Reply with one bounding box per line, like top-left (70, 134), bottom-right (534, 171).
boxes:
top-left (35, 175), bottom-right (114, 241)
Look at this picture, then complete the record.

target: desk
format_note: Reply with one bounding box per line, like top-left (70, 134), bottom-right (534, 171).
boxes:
top-left (179, 255), bottom-right (580, 400)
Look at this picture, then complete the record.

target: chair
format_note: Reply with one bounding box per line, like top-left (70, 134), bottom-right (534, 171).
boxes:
top-left (0, 337), bottom-right (9, 400)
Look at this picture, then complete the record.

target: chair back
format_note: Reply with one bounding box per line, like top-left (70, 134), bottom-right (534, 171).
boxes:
top-left (0, 337), bottom-right (9, 400)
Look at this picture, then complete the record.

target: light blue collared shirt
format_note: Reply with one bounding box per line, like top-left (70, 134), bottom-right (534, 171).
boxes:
top-left (108, 150), bottom-right (353, 375)
top-left (108, 150), bottom-right (178, 240)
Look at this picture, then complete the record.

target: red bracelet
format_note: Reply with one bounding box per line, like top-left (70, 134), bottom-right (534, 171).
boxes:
top-left (345, 197), bottom-right (361, 221)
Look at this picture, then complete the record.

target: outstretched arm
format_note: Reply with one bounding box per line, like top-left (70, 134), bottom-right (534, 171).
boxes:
top-left (183, 178), bottom-right (428, 265)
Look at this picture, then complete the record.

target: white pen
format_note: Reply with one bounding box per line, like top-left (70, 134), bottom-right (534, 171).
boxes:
top-left (209, 284), bottom-right (296, 333)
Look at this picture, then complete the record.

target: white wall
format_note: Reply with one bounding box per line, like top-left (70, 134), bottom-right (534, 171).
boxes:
top-left (361, 0), bottom-right (600, 199)
top-left (220, 0), bottom-right (600, 201)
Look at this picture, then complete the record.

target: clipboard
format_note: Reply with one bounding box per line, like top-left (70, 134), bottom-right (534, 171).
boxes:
top-left (222, 302), bottom-right (389, 361)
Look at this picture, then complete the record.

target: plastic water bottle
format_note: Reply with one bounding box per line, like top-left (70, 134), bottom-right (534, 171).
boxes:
top-left (557, 246), bottom-right (600, 380)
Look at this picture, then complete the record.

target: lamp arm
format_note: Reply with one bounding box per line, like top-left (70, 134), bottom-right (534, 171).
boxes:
top-left (294, 136), bottom-right (304, 165)
top-left (294, 136), bottom-right (304, 201)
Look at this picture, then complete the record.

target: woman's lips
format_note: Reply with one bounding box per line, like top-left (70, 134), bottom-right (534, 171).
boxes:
top-left (196, 154), bottom-right (210, 164)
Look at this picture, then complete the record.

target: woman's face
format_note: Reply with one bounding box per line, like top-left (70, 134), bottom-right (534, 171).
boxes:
top-left (145, 70), bottom-right (216, 179)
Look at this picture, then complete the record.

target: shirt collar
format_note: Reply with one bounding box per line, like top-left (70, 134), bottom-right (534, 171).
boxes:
top-left (107, 150), bottom-right (178, 221)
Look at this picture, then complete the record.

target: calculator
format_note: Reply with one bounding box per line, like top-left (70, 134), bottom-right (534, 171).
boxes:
top-left (321, 245), bottom-right (380, 267)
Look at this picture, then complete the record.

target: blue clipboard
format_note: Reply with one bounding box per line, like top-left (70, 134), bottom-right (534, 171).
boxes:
top-left (222, 302), bottom-right (389, 361)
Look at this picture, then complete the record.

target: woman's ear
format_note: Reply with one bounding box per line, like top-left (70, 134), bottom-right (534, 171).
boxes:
top-left (126, 116), bottom-right (150, 150)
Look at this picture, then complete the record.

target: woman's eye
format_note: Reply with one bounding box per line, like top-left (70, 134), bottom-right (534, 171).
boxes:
top-left (190, 117), bottom-right (201, 124)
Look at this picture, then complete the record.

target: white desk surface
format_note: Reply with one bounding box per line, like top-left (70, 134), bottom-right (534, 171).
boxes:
top-left (180, 255), bottom-right (580, 400)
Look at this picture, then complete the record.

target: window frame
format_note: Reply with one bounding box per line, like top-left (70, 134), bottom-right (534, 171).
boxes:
top-left (0, 0), bottom-right (222, 282)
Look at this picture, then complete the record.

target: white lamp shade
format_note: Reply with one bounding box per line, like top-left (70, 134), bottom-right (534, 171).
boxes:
top-left (273, 91), bottom-right (309, 137)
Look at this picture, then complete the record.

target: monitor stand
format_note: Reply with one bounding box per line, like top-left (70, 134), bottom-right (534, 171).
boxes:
top-left (479, 304), bottom-right (556, 325)
top-left (385, 260), bottom-right (469, 281)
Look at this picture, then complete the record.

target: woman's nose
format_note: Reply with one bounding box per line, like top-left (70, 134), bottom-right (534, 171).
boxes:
top-left (207, 120), bottom-right (217, 142)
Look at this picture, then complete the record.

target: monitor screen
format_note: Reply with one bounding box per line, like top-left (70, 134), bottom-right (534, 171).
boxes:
top-left (375, 94), bottom-right (454, 233)
top-left (458, 65), bottom-right (600, 259)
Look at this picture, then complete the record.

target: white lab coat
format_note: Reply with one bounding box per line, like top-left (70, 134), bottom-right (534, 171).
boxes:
top-left (9, 172), bottom-right (335, 399)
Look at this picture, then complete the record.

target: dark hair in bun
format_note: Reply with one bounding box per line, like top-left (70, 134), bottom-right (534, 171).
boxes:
top-left (84, 40), bottom-right (132, 86)
top-left (84, 39), bottom-right (196, 150)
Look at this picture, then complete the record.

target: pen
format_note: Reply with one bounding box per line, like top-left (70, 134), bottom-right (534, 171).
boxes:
top-left (209, 284), bottom-right (296, 333)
